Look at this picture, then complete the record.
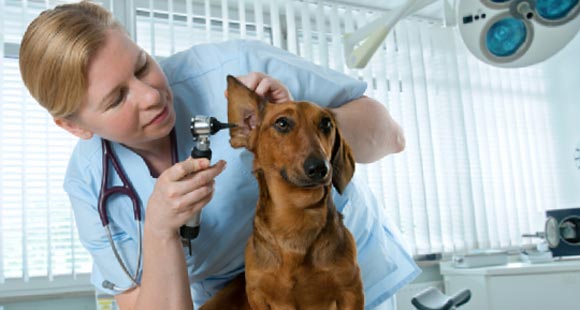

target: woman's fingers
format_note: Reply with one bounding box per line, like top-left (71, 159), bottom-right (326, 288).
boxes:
top-left (165, 159), bottom-right (225, 209)
top-left (179, 180), bottom-right (216, 215)
top-left (146, 159), bottom-right (226, 233)
top-left (229, 72), bottom-right (293, 103)
top-left (235, 72), bottom-right (263, 91)
top-left (164, 157), bottom-right (211, 182)
top-left (168, 160), bottom-right (226, 199)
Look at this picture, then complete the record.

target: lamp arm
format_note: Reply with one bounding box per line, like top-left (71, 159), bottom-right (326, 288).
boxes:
top-left (344, 0), bottom-right (438, 69)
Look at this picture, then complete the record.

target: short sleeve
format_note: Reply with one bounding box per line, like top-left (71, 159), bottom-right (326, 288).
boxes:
top-left (239, 40), bottom-right (367, 108)
top-left (332, 174), bottom-right (421, 308)
top-left (68, 192), bottom-right (141, 296)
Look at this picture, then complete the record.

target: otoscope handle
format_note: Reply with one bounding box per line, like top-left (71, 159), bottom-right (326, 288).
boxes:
top-left (191, 147), bottom-right (212, 160)
top-left (180, 146), bottom-right (212, 253)
top-left (181, 116), bottom-right (235, 255)
top-left (183, 146), bottom-right (211, 237)
top-left (180, 217), bottom-right (200, 238)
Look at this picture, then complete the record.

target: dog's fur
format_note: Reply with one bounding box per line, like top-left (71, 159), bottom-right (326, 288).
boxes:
top-left (201, 76), bottom-right (364, 310)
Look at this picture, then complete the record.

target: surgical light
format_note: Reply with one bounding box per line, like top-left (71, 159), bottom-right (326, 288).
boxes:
top-left (485, 17), bottom-right (527, 57)
top-left (536, 0), bottom-right (578, 20)
top-left (343, 0), bottom-right (580, 69)
top-left (457, 0), bottom-right (580, 67)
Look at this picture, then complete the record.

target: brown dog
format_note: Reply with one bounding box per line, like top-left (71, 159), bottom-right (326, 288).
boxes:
top-left (201, 75), bottom-right (364, 310)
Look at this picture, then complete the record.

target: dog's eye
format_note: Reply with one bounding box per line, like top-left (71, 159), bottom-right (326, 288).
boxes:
top-left (319, 117), bottom-right (333, 134)
top-left (274, 117), bottom-right (293, 133)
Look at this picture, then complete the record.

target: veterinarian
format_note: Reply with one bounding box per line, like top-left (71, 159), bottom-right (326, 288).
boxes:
top-left (19, 1), bottom-right (419, 309)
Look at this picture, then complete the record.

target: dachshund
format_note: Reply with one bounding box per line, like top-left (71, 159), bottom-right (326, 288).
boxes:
top-left (201, 75), bottom-right (364, 310)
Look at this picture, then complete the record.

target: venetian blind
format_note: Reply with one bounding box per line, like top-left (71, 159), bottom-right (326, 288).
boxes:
top-left (0, 0), bottom-right (98, 284)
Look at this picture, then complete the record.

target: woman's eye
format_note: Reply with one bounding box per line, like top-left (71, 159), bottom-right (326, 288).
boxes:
top-left (274, 117), bottom-right (292, 133)
top-left (108, 88), bottom-right (126, 110)
top-left (319, 117), bottom-right (333, 133)
top-left (135, 59), bottom-right (149, 77)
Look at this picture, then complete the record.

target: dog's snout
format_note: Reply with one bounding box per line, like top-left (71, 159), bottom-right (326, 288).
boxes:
top-left (303, 156), bottom-right (329, 182)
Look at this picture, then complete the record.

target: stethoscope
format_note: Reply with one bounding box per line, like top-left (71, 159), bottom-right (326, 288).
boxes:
top-left (99, 130), bottom-right (178, 292)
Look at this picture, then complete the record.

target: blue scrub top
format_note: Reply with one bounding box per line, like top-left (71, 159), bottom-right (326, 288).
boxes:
top-left (64, 39), bottom-right (420, 309)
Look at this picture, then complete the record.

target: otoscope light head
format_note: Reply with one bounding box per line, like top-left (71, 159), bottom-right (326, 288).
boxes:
top-left (190, 115), bottom-right (237, 137)
top-left (208, 117), bottom-right (237, 135)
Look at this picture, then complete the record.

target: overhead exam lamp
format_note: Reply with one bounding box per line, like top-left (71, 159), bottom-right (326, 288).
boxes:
top-left (343, 0), bottom-right (439, 69)
top-left (343, 0), bottom-right (580, 69)
top-left (458, 0), bottom-right (580, 67)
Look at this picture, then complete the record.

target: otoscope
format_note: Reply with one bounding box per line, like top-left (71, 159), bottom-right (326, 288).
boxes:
top-left (180, 115), bottom-right (236, 255)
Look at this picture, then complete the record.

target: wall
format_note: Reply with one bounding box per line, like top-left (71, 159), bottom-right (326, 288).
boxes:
top-left (542, 30), bottom-right (580, 208)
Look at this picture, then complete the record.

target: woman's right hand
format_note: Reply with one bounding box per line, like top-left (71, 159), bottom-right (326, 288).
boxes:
top-left (146, 157), bottom-right (227, 239)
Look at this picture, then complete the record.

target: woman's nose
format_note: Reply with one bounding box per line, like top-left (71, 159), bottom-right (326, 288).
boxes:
top-left (133, 79), bottom-right (162, 109)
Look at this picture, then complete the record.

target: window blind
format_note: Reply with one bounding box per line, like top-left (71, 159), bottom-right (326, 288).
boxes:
top-left (0, 0), bottom-right (96, 284)
top-left (278, 0), bottom-right (558, 255)
top-left (133, 0), bottom-right (273, 58)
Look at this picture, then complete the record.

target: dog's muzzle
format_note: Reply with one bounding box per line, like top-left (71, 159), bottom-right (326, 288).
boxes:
top-left (303, 156), bottom-right (330, 182)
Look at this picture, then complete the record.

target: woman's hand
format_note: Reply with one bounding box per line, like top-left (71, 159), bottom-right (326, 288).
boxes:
top-left (145, 158), bottom-right (226, 239)
top-left (227, 72), bottom-right (293, 103)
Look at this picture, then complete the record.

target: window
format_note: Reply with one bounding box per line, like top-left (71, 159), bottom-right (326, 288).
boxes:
top-left (133, 0), bottom-right (274, 58)
top-left (0, 0), bottom-right (93, 284)
top-left (280, 1), bottom-right (557, 255)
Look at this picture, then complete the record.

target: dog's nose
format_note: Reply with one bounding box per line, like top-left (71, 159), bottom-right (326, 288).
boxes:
top-left (303, 156), bottom-right (329, 181)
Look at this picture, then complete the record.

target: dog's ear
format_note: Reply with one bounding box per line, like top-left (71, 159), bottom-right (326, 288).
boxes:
top-left (331, 125), bottom-right (355, 194)
top-left (227, 75), bottom-right (266, 150)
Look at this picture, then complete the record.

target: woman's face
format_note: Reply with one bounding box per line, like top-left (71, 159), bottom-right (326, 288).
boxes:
top-left (59, 27), bottom-right (175, 151)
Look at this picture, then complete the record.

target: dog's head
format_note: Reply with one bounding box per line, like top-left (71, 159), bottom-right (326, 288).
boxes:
top-left (226, 75), bottom-right (354, 193)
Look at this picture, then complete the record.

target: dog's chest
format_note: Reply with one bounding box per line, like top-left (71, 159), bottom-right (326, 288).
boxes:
top-left (250, 265), bottom-right (343, 308)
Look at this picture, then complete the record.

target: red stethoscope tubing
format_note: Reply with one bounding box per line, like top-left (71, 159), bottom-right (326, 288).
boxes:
top-left (98, 139), bottom-right (141, 226)
top-left (98, 130), bottom-right (178, 226)
top-left (97, 130), bottom-right (178, 290)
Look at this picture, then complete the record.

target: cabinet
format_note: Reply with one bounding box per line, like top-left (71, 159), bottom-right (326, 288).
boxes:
top-left (439, 259), bottom-right (580, 310)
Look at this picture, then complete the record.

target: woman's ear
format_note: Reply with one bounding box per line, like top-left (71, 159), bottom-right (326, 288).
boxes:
top-left (54, 117), bottom-right (94, 140)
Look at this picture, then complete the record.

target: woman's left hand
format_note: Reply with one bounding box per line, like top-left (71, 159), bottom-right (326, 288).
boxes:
top-left (226, 72), bottom-right (293, 103)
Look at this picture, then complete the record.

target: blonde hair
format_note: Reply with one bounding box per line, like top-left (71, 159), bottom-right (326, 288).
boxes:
top-left (19, 1), bottom-right (122, 118)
